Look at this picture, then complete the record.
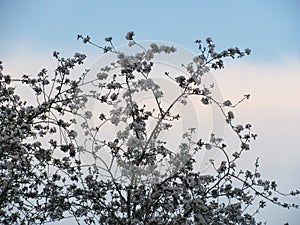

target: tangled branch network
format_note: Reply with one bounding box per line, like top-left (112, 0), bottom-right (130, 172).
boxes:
top-left (0, 31), bottom-right (298, 225)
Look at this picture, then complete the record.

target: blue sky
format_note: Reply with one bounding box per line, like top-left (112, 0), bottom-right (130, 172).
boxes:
top-left (1, 0), bottom-right (300, 62)
top-left (1, 0), bottom-right (300, 224)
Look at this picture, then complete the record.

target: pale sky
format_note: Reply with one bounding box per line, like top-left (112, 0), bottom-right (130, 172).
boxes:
top-left (1, 0), bottom-right (300, 224)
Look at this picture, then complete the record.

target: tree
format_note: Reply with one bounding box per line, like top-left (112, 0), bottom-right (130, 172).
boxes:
top-left (0, 32), bottom-right (298, 225)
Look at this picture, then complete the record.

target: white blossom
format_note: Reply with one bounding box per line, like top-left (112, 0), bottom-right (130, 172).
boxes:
top-left (96, 72), bottom-right (108, 80)
top-left (84, 111), bottom-right (92, 119)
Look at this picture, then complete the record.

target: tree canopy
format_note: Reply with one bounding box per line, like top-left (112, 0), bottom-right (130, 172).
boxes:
top-left (0, 32), bottom-right (298, 225)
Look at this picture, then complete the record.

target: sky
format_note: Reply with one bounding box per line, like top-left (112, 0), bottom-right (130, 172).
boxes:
top-left (1, 0), bottom-right (300, 224)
